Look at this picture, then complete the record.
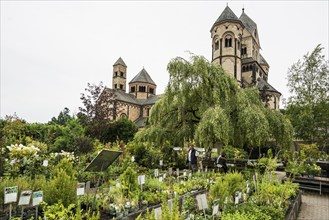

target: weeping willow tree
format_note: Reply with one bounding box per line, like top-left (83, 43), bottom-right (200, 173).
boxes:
top-left (135, 55), bottom-right (293, 158)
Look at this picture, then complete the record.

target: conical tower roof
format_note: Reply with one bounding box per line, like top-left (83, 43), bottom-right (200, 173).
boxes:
top-left (239, 10), bottom-right (257, 36)
top-left (212, 6), bottom-right (244, 31)
top-left (129, 68), bottom-right (156, 85)
top-left (113, 57), bottom-right (127, 67)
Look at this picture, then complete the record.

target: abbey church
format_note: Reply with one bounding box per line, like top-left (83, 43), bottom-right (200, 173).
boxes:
top-left (105, 6), bottom-right (281, 127)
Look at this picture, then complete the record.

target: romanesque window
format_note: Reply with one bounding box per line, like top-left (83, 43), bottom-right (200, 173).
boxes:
top-left (214, 38), bottom-right (219, 50)
top-left (241, 47), bottom-right (247, 57)
top-left (115, 72), bottom-right (118, 77)
top-left (120, 84), bottom-right (123, 90)
top-left (130, 86), bottom-right (135, 93)
top-left (224, 36), bottom-right (232, 47)
top-left (139, 86), bottom-right (146, 92)
top-left (149, 88), bottom-right (154, 94)
top-left (120, 72), bottom-right (124, 77)
top-left (237, 41), bottom-right (240, 50)
top-left (242, 66), bottom-right (246, 72)
top-left (114, 84), bottom-right (117, 89)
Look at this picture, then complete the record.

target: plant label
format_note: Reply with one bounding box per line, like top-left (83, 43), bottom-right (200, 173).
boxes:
top-left (42, 160), bottom-right (48, 167)
top-left (18, 190), bottom-right (32, 206)
top-left (154, 169), bottom-right (159, 177)
top-left (176, 168), bottom-right (179, 176)
top-left (196, 194), bottom-right (208, 210)
top-left (154, 207), bottom-right (162, 220)
top-left (138, 175), bottom-right (145, 185)
top-left (189, 172), bottom-right (192, 178)
top-left (4, 186), bottom-right (18, 204)
top-left (32, 191), bottom-right (43, 206)
top-left (183, 171), bottom-right (187, 176)
top-left (131, 156), bottom-right (135, 162)
top-left (159, 160), bottom-right (163, 166)
top-left (77, 182), bottom-right (85, 196)
top-left (235, 196), bottom-right (239, 204)
top-left (212, 204), bottom-right (219, 215)
top-left (163, 174), bottom-right (166, 179)
top-left (167, 199), bottom-right (173, 212)
top-left (159, 177), bottom-right (163, 182)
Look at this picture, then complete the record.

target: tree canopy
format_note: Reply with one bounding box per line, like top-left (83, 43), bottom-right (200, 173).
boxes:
top-left (136, 55), bottom-right (293, 155)
top-left (286, 44), bottom-right (329, 149)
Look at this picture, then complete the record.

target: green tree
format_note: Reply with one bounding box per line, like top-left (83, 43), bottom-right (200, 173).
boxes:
top-left (286, 44), bottom-right (329, 149)
top-left (49, 107), bottom-right (73, 125)
top-left (136, 55), bottom-right (293, 156)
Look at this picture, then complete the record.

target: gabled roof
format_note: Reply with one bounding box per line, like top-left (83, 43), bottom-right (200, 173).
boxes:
top-left (260, 54), bottom-right (269, 66)
top-left (142, 95), bottom-right (159, 105)
top-left (239, 10), bottom-right (257, 36)
top-left (134, 117), bottom-right (148, 128)
top-left (239, 10), bottom-right (260, 47)
top-left (256, 78), bottom-right (281, 95)
top-left (113, 57), bottom-right (127, 67)
top-left (129, 68), bottom-right (156, 85)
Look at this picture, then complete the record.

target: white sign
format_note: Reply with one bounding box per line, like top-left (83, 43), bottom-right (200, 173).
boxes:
top-left (18, 190), bottom-right (32, 206)
top-left (159, 160), bottom-right (163, 166)
top-left (4, 186), bottom-right (18, 204)
top-left (154, 207), bottom-right (162, 220)
top-left (212, 204), bottom-right (219, 215)
top-left (154, 169), bottom-right (159, 177)
top-left (138, 175), bottom-right (145, 185)
top-left (159, 177), bottom-right (163, 182)
top-left (196, 194), bottom-right (208, 210)
top-left (183, 171), bottom-right (187, 176)
top-left (167, 199), bottom-right (173, 212)
top-left (42, 160), bottom-right (48, 167)
top-left (173, 147), bottom-right (182, 151)
top-left (76, 183), bottom-right (85, 196)
top-left (131, 156), bottom-right (135, 162)
top-left (32, 191), bottom-right (43, 206)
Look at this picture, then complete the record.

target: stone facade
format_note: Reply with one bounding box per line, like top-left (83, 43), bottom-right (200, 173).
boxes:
top-left (106, 57), bottom-right (159, 127)
top-left (211, 6), bottom-right (281, 110)
top-left (106, 7), bottom-right (281, 127)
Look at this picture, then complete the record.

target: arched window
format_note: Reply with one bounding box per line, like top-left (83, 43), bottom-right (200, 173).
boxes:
top-left (120, 113), bottom-right (127, 118)
top-left (241, 46), bottom-right (247, 57)
top-left (224, 35), bottom-right (232, 47)
top-left (130, 86), bottom-right (135, 93)
top-left (139, 86), bottom-right (146, 92)
top-left (214, 38), bottom-right (219, 50)
top-left (149, 88), bottom-right (154, 94)
top-left (242, 66), bottom-right (246, 72)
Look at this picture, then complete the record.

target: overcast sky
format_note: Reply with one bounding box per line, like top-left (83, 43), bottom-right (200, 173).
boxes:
top-left (1, 1), bottom-right (328, 123)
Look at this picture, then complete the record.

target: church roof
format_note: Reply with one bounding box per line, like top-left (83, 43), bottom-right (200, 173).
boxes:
top-left (113, 89), bottom-right (160, 106)
top-left (113, 57), bottom-right (127, 67)
top-left (256, 78), bottom-right (281, 95)
top-left (134, 117), bottom-right (148, 128)
top-left (129, 68), bottom-right (156, 85)
top-left (239, 10), bottom-right (257, 36)
top-left (260, 54), bottom-right (269, 66)
top-left (214, 6), bottom-right (240, 24)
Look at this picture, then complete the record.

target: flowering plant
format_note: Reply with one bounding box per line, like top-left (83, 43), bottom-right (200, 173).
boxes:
top-left (7, 144), bottom-right (40, 160)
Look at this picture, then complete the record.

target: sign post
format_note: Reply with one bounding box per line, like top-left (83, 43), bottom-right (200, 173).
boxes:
top-left (18, 190), bottom-right (32, 219)
top-left (32, 191), bottom-right (43, 219)
top-left (4, 186), bottom-right (18, 219)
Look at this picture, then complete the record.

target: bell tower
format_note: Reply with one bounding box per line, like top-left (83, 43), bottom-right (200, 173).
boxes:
top-left (211, 6), bottom-right (244, 84)
top-left (112, 57), bottom-right (127, 92)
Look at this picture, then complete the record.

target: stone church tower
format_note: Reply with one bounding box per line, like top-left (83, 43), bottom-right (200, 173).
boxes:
top-left (211, 6), bottom-right (281, 110)
top-left (112, 57), bottom-right (127, 92)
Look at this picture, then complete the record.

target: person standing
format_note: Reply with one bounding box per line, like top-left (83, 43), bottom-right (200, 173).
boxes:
top-left (187, 144), bottom-right (199, 172)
